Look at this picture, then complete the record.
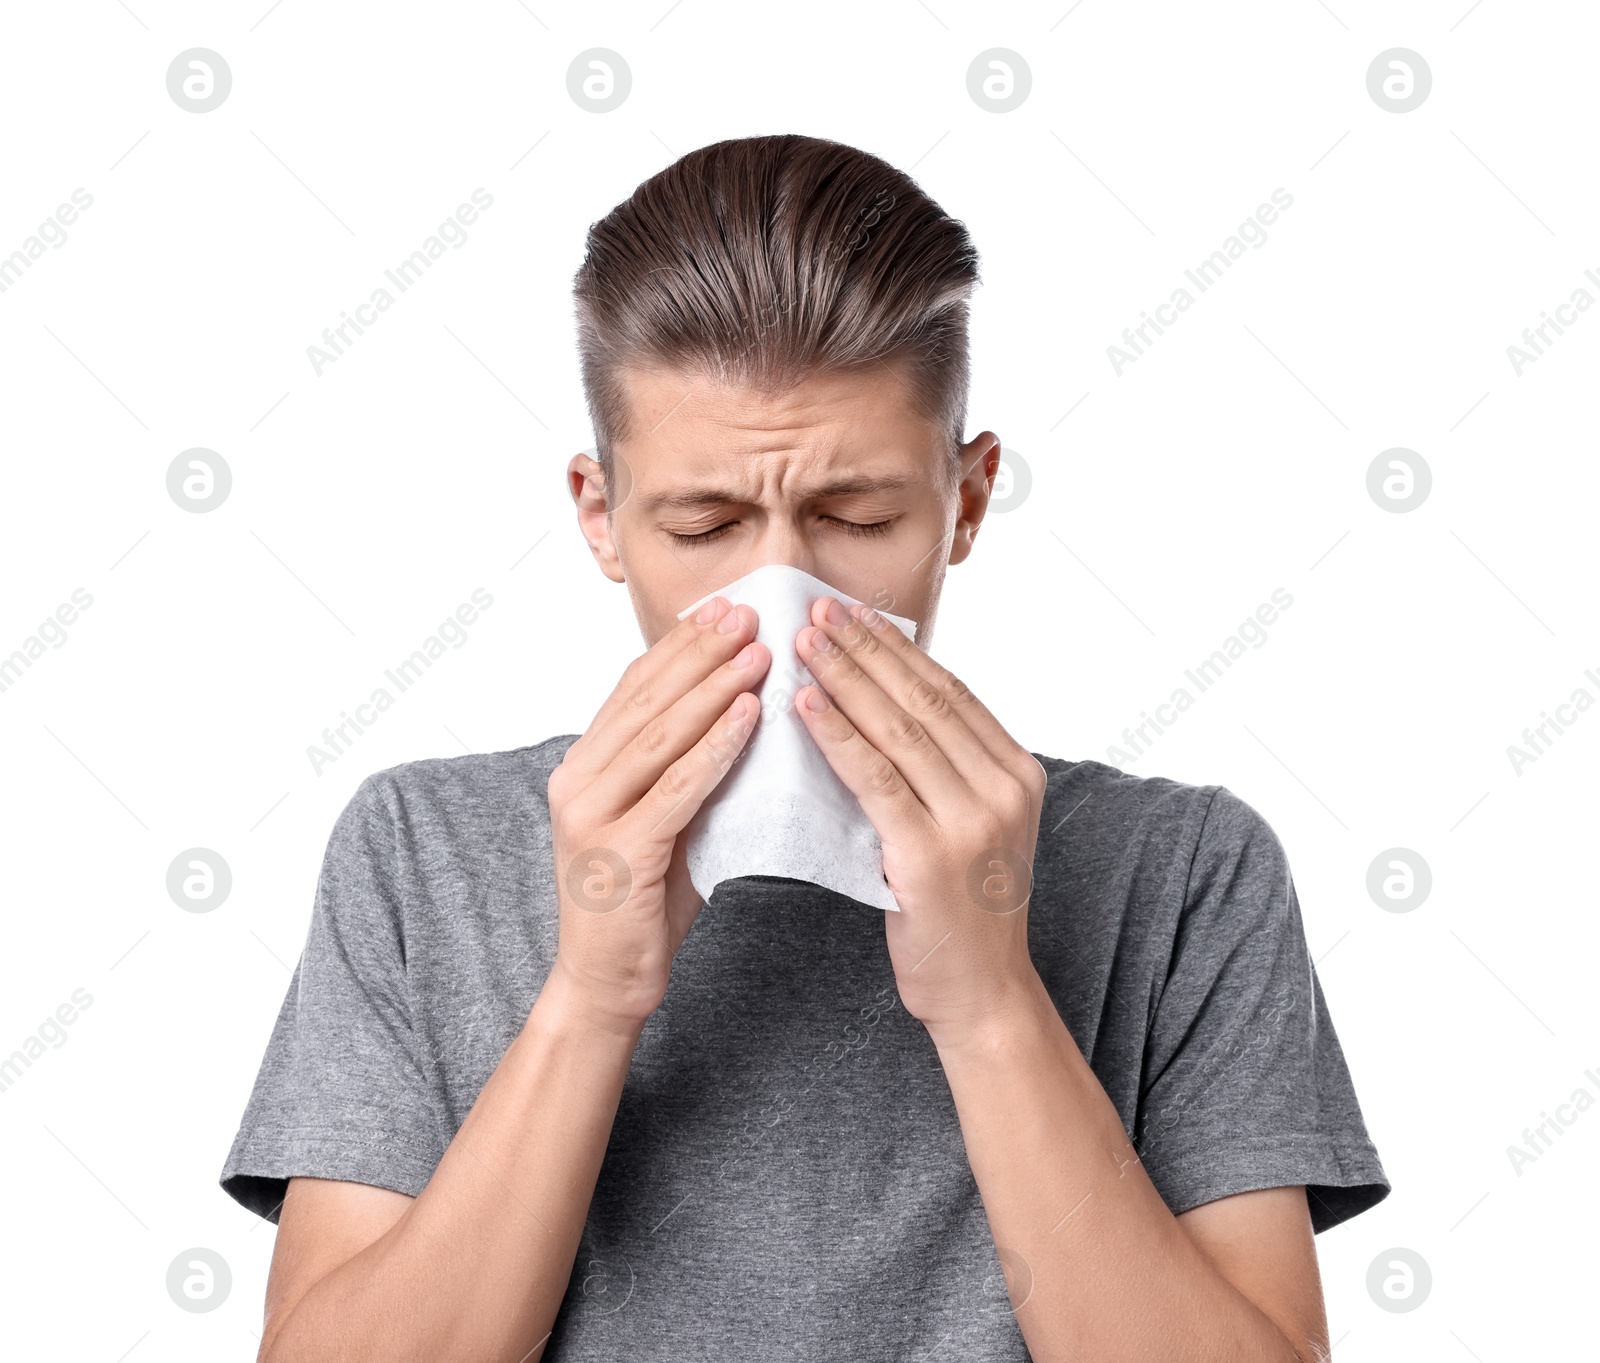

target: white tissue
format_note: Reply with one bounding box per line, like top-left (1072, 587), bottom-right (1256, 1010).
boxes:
top-left (675, 563), bottom-right (918, 912)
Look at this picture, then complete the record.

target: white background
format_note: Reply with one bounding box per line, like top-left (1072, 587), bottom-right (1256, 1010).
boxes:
top-left (1, 1), bottom-right (1595, 1358)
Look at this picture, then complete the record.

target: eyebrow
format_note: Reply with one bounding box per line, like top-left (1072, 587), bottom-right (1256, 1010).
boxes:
top-left (636, 472), bottom-right (920, 514)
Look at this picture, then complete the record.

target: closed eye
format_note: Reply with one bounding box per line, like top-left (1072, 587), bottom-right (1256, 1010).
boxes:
top-left (665, 516), bottom-right (895, 546)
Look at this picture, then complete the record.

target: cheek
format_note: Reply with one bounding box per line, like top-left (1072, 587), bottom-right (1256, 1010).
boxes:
top-left (881, 563), bottom-right (944, 643)
top-left (855, 579), bottom-right (935, 638)
top-left (623, 576), bottom-right (676, 648)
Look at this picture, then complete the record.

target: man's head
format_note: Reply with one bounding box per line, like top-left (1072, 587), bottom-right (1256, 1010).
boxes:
top-left (567, 133), bottom-right (1000, 648)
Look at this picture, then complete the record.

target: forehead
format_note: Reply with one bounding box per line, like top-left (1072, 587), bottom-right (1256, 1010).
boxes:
top-left (613, 362), bottom-right (937, 471)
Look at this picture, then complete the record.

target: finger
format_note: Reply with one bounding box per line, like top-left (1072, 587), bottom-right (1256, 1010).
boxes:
top-left (795, 623), bottom-right (971, 813)
top-left (816, 597), bottom-right (1038, 789)
top-left (598, 636), bottom-right (771, 815)
top-left (790, 676), bottom-right (935, 842)
top-left (808, 598), bottom-right (994, 779)
top-left (566, 598), bottom-right (758, 778)
top-left (799, 599), bottom-right (1009, 801)
top-left (627, 691), bottom-right (762, 846)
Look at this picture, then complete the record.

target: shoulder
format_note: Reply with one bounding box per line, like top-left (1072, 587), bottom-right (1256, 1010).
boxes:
top-left (1034, 752), bottom-right (1217, 819)
top-left (350, 734), bottom-right (581, 825)
top-left (329, 736), bottom-right (582, 883)
top-left (313, 736), bottom-right (581, 929)
top-left (1029, 754), bottom-right (1289, 914)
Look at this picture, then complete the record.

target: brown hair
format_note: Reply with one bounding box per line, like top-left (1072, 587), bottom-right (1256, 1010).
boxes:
top-left (571, 133), bottom-right (980, 492)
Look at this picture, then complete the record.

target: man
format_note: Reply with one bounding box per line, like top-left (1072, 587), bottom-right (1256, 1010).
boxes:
top-left (222, 133), bottom-right (1388, 1361)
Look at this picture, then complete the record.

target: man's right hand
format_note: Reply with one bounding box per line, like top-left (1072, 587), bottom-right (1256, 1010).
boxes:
top-left (545, 593), bottom-right (769, 1032)
top-left (259, 610), bottom-right (770, 1363)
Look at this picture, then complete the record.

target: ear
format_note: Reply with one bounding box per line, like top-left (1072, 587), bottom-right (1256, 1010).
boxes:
top-left (568, 450), bottom-right (627, 584)
top-left (948, 431), bottom-right (1001, 566)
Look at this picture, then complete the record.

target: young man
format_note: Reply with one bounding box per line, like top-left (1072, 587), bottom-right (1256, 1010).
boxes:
top-left (222, 134), bottom-right (1388, 1361)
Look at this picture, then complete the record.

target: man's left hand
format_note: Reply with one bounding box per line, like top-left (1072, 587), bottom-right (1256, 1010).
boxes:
top-left (794, 596), bottom-right (1048, 1047)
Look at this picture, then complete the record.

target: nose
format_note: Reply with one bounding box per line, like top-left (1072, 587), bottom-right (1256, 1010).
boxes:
top-left (734, 516), bottom-right (820, 584)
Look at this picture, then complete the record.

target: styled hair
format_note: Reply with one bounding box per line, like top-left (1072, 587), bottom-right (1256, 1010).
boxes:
top-left (571, 134), bottom-right (980, 492)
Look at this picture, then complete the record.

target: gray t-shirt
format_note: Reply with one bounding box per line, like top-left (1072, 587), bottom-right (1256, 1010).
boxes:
top-left (221, 736), bottom-right (1388, 1359)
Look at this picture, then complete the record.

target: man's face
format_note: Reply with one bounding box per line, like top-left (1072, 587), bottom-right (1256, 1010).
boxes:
top-left (568, 362), bottom-right (999, 650)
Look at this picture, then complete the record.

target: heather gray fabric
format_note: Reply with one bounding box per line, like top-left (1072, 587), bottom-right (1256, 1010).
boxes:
top-left (221, 736), bottom-right (1388, 1359)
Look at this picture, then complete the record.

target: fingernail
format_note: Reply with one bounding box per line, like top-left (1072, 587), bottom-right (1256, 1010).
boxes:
top-left (733, 642), bottom-right (756, 667)
top-left (805, 686), bottom-right (829, 711)
top-left (810, 627), bottom-right (835, 654)
top-left (825, 598), bottom-right (850, 626)
top-left (857, 605), bottom-right (884, 629)
top-left (696, 596), bottom-right (725, 625)
top-left (717, 605), bottom-right (744, 633)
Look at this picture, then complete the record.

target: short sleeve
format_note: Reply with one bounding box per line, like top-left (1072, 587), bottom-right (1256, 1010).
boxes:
top-left (219, 774), bottom-right (449, 1223)
top-left (1134, 787), bottom-right (1390, 1233)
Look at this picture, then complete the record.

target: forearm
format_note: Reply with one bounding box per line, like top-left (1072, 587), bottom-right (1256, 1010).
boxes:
top-left (930, 974), bottom-right (1305, 1363)
top-left (262, 967), bottom-right (642, 1363)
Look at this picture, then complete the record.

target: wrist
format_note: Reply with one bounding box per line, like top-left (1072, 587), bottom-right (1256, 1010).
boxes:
top-left (534, 959), bottom-right (653, 1046)
top-left (923, 966), bottom-right (1054, 1060)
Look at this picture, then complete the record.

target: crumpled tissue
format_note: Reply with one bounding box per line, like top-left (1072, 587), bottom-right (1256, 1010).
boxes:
top-left (674, 563), bottom-right (918, 912)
